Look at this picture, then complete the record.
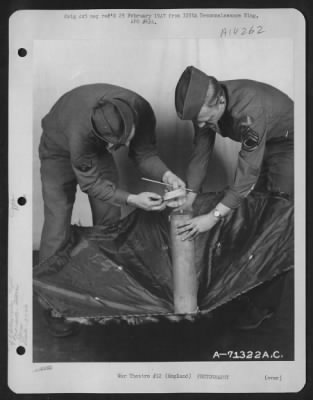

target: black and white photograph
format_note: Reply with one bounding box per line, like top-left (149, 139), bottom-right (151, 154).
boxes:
top-left (8, 8), bottom-right (306, 393)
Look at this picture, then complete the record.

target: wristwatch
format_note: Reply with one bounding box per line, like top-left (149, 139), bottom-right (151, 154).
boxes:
top-left (212, 208), bottom-right (223, 220)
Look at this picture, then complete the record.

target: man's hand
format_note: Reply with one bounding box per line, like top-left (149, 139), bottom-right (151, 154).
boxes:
top-left (162, 171), bottom-right (186, 207)
top-left (162, 170), bottom-right (186, 190)
top-left (176, 191), bottom-right (197, 212)
top-left (127, 192), bottom-right (166, 211)
top-left (176, 213), bottom-right (218, 241)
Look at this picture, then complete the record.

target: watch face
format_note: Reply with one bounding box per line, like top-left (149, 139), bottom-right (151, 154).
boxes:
top-left (213, 210), bottom-right (221, 218)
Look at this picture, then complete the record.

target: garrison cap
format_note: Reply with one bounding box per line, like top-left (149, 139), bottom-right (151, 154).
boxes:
top-left (91, 98), bottom-right (134, 144)
top-left (175, 66), bottom-right (222, 120)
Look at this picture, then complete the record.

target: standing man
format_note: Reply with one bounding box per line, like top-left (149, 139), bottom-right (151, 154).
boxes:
top-left (39, 83), bottom-right (186, 263)
top-left (174, 66), bottom-right (294, 329)
top-left (174, 66), bottom-right (293, 240)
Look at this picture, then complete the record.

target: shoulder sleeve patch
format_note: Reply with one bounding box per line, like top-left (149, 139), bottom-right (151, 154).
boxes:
top-left (239, 115), bottom-right (260, 152)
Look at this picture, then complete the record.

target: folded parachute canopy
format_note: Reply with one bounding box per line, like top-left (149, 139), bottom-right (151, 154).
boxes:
top-left (33, 192), bottom-right (294, 325)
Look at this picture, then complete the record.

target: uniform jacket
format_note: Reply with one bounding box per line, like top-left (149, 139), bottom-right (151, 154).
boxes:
top-left (186, 80), bottom-right (294, 208)
top-left (39, 84), bottom-right (168, 205)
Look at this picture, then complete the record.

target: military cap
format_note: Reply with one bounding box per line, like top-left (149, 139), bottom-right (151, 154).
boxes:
top-left (91, 98), bottom-right (134, 144)
top-left (175, 66), bottom-right (222, 120)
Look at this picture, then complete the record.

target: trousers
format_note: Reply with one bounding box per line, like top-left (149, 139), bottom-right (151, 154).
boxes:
top-left (247, 137), bottom-right (294, 317)
top-left (39, 156), bottom-right (121, 262)
top-left (254, 137), bottom-right (294, 198)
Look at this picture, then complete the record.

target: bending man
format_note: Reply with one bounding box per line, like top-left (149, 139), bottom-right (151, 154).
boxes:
top-left (174, 66), bottom-right (294, 330)
top-left (174, 66), bottom-right (293, 240)
top-left (39, 83), bottom-right (185, 262)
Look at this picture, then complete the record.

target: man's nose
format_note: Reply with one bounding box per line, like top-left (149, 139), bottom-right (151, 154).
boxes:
top-left (198, 121), bottom-right (207, 128)
top-left (198, 120), bottom-right (218, 131)
top-left (198, 116), bottom-right (211, 125)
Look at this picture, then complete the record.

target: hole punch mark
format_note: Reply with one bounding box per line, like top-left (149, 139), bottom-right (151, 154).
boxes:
top-left (16, 346), bottom-right (26, 355)
top-left (18, 48), bottom-right (27, 57)
top-left (17, 196), bottom-right (26, 206)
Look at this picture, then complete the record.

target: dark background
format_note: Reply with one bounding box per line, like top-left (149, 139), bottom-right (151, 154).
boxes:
top-left (1, 0), bottom-right (312, 399)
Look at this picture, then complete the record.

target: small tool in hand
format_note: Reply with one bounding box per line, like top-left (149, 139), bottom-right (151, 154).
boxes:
top-left (141, 177), bottom-right (197, 193)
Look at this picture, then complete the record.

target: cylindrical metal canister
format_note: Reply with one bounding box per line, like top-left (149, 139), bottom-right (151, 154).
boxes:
top-left (170, 210), bottom-right (198, 313)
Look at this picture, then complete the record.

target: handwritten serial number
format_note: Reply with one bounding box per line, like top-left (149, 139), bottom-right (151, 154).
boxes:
top-left (220, 25), bottom-right (265, 38)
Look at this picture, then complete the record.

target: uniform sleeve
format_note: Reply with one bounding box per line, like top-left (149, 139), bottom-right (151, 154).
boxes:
top-left (68, 130), bottom-right (130, 206)
top-left (221, 113), bottom-right (267, 208)
top-left (186, 124), bottom-right (216, 191)
top-left (128, 99), bottom-right (169, 180)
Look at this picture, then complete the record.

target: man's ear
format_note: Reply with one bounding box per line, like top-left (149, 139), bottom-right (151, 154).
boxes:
top-left (219, 95), bottom-right (226, 105)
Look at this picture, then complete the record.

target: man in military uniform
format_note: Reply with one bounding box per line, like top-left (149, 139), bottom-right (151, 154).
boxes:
top-left (174, 66), bottom-right (294, 329)
top-left (175, 65), bottom-right (293, 238)
top-left (39, 84), bottom-right (186, 264)
top-left (39, 83), bottom-right (186, 336)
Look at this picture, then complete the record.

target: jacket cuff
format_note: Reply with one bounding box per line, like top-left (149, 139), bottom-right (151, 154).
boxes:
top-left (187, 182), bottom-right (202, 192)
top-left (111, 188), bottom-right (131, 206)
top-left (158, 165), bottom-right (171, 181)
top-left (148, 160), bottom-right (169, 181)
top-left (136, 155), bottom-right (169, 182)
top-left (221, 189), bottom-right (243, 209)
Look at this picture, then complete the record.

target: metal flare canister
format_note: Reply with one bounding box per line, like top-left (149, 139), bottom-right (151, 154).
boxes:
top-left (169, 209), bottom-right (198, 314)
